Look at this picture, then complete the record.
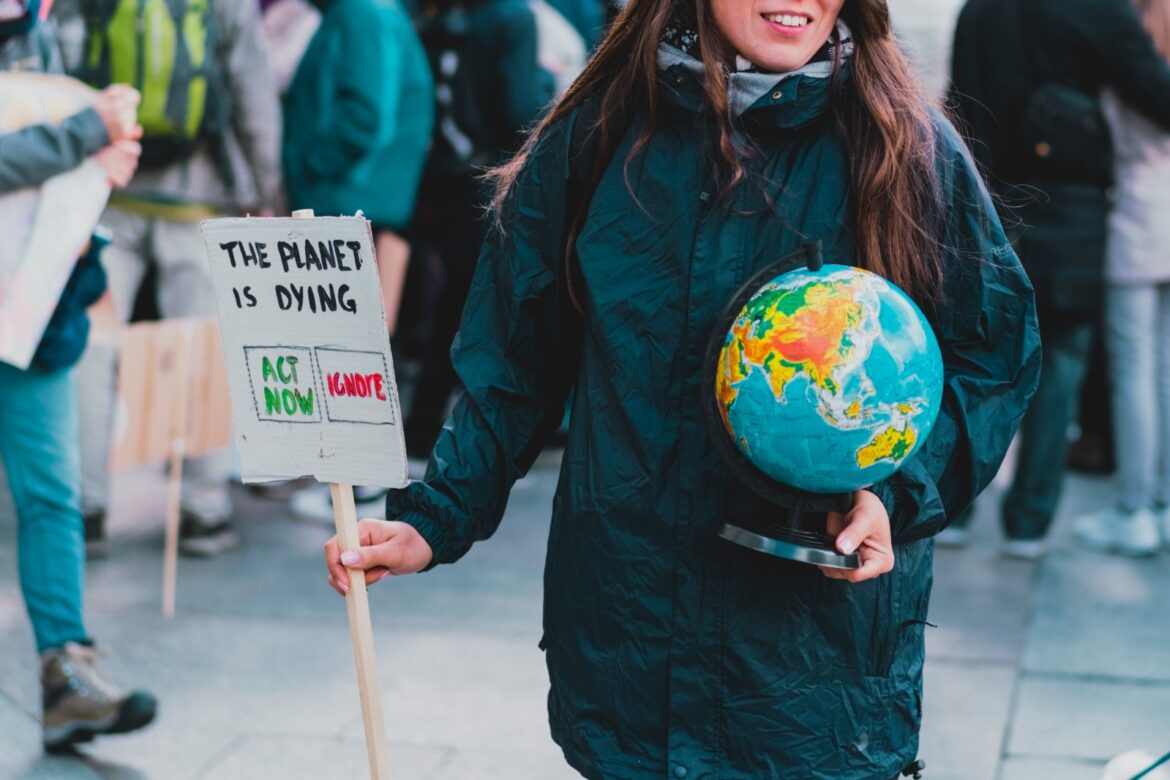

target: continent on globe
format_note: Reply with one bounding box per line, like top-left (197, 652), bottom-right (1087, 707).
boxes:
top-left (856, 424), bottom-right (918, 469)
top-left (717, 276), bottom-right (866, 412)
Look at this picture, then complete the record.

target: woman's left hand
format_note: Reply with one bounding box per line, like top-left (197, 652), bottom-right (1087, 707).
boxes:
top-left (819, 489), bottom-right (895, 583)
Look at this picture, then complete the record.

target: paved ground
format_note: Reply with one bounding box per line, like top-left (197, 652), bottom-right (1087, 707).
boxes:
top-left (1, 452), bottom-right (1167, 780)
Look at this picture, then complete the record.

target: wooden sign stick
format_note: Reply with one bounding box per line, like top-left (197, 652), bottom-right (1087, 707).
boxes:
top-left (290, 209), bottom-right (392, 779)
top-left (162, 323), bottom-right (193, 619)
top-left (332, 482), bottom-right (392, 779)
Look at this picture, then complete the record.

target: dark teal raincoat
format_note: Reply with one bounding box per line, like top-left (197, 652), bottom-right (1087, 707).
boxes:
top-left (387, 46), bottom-right (1042, 780)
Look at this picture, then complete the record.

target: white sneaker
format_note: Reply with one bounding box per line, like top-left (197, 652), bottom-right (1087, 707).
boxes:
top-left (290, 485), bottom-right (387, 524)
top-left (1156, 504), bottom-right (1170, 547)
top-left (935, 526), bottom-right (971, 548)
top-left (1072, 506), bottom-right (1161, 557)
top-left (1001, 538), bottom-right (1047, 560)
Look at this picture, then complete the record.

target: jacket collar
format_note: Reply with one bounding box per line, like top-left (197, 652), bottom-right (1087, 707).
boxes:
top-left (657, 20), bottom-right (852, 129)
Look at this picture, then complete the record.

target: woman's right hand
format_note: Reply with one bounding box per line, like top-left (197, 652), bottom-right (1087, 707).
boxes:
top-left (325, 519), bottom-right (434, 596)
top-left (93, 85), bottom-right (143, 143)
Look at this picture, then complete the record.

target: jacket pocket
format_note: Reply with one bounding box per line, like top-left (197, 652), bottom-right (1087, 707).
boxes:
top-left (813, 568), bottom-right (903, 680)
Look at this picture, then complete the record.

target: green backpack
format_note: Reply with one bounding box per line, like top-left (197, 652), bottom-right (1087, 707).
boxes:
top-left (82, 0), bottom-right (227, 167)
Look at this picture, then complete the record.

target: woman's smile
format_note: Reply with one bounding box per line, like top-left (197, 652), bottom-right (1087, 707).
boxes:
top-left (712, 0), bottom-right (844, 72)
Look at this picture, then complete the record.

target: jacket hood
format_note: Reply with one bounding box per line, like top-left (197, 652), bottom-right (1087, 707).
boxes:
top-left (657, 19), bottom-right (852, 121)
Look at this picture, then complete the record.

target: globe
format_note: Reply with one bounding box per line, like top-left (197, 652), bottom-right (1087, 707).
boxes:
top-left (715, 263), bottom-right (944, 495)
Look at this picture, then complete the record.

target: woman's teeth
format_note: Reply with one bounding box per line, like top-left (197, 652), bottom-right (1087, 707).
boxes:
top-left (765, 13), bottom-right (810, 27)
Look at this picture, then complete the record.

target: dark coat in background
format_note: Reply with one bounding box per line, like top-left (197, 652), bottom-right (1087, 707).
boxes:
top-left (950, 0), bottom-right (1170, 321)
top-left (283, 0), bottom-right (435, 229)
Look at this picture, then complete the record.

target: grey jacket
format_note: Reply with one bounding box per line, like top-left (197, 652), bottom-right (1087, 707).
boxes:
top-left (53, 0), bottom-right (282, 212)
top-left (1103, 86), bottom-right (1170, 285)
top-left (0, 21), bottom-right (109, 193)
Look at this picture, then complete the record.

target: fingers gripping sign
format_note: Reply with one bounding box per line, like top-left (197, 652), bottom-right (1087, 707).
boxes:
top-left (819, 490), bottom-right (896, 583)
top-left (325, 519), bottom-right (433, 596)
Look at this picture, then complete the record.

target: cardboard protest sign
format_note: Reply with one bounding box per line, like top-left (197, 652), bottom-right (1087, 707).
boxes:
top-left (109, 318), bottom-right (232, 471)
top-left (0, 73), bottom-right (111, 368)
top-left (206, 214), bottom-right (399, 779)
top-left (201, 216), bottom-right (407, 489)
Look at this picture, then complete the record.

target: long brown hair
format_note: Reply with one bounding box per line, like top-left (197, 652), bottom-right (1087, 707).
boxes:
top-left (489, 0), bottom-right (944, 308)
top-left (1134, 0), bottom-right (1170, 58)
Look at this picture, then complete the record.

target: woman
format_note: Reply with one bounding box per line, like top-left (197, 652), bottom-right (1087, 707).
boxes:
top-left (0, 0), bottom-right (157, 751)
top-left (282, 0), bottom-right (433, 335)
top-left (1073, 0), bottom-right (1170, 556)
top-left (326, 0), bottom-right (1041, 776)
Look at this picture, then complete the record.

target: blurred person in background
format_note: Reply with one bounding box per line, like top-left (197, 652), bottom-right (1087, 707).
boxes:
top-left (544, 0), bottom-right (603, 47)
top-left (1072, 0), bottom-right (1170, 556)
top-left (53, 0), bottom-right (282, 558)
top-left (1067, 338), bottom-right (1117, 476)
top-left (260, 0), bottom-right (321, 95)
top-left (284, 0), bottom-right (433, 347)
top-left (945, 0), bottom-right (1170, 558)
top-left (402, 0), bottom-right (554, 461)
top-left (531, 0), bottom-right (588, 96)
top-left (0, 0), bottom-right (157, 750)
top-left (282, 0), bottom-right (433, 519)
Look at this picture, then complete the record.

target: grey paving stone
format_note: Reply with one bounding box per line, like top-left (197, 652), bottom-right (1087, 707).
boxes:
top-left (918, 661), bottom-right (1016, 780)
top-left (0, 615), bottom-right (41, 717)
top-left (999, 756), bottom-right (1105, 780)
top-left (6, 757), bottom-right (109, 780)
top-left (198, 735), bottom-right (449, 780)
top-left (1023, 547), bottom-right (1170, 682)
top-left (102, 613), bottom-right (387, 737)
top-left (434, 745), bottom-right (581, 780)
top-left (0, 691), bottom-right (42, 779)
top-left (1008, 675), bottom-right (1170, 761)
top-left (45, 730), bottom-right (238, 780)
top-left (928, 489), bottom-right (1036, 665)
top-left (373, 631), bottom-right (557, 752)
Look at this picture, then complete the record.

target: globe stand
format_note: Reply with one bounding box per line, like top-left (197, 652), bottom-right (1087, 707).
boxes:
top-left (719, 509), bottom-right (860, 570)
top-left (706, 242), bottom-right (862, 571)
top-left (714, 479), bottom-right (861, 571)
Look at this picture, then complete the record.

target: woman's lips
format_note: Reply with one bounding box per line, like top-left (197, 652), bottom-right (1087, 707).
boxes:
top-left (761, 12), bottom-right (812, 37)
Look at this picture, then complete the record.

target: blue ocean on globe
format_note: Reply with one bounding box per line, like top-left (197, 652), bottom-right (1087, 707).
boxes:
top-left (715, 264), bottom-right (945, 494)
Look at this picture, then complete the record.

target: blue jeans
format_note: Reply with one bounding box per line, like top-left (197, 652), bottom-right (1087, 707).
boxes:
top-left (0, 361), bottom-right (88, 653)
top-left (1106, 283), bottom-right (1170, 512)
top-left (1000, 318), bottom-right (1094, 539)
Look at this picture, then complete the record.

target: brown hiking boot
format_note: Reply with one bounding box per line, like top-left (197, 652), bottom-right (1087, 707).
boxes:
top-left (41, 642), bottom-right (157, 752)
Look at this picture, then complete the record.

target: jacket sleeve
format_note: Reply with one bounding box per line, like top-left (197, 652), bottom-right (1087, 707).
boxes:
top-left (385, 119), bottom-right (579, 564)
top-left (871, 118), bottom-right (1042, 541)
top-left (0, 108), bottom-right (109, 193)
top-left (219, 0), bottom-right (283, 209)
top-left (1078, 0), bottom-right (1170, 130)
top-left (293, 6), bottom-right (400, 183)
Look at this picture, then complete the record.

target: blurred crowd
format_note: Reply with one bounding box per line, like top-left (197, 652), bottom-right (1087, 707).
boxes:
top-left (0, 0), bottom-right (1168, 760)
top-left (943, 0), bottom-right (1170, 561)
top-left (0, 0), bottom-right (614, 754)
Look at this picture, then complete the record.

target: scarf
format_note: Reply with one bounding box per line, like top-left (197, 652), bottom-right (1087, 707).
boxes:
top-left (659, 4), bottom-right (853, 117)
